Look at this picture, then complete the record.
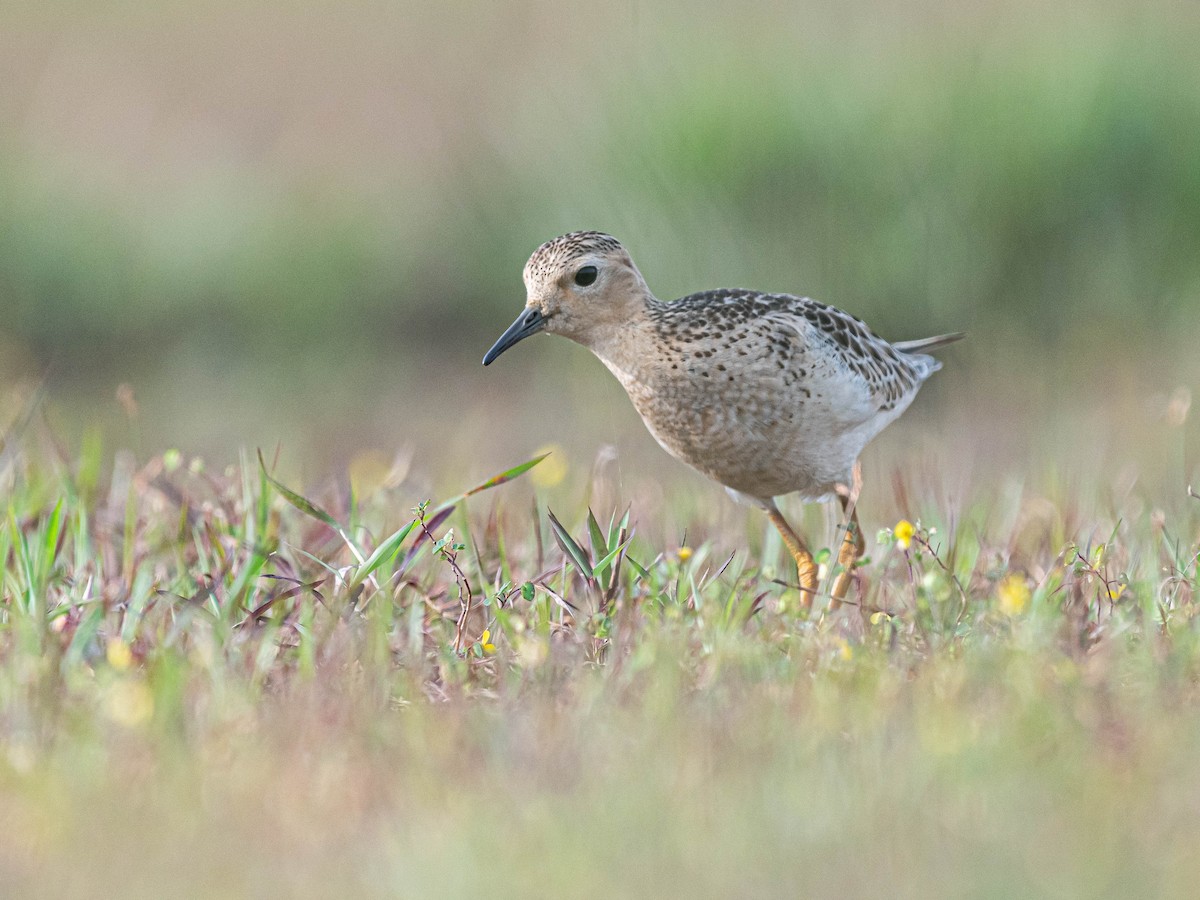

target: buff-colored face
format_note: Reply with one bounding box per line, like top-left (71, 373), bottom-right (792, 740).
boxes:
top-left (483, 231), bottom-right (650, 365)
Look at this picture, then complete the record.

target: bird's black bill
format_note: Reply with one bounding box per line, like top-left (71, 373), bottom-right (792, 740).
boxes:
top-left (482, 307), bottom-right (545, 365)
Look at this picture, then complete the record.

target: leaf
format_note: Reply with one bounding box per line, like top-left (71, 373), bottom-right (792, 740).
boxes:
top-left (226, 546), bottom-right (269, 616)
top-left (586, 508), bottom-right (608, 562)
top-left (608, 507), bottom-right (630, 553)
top-left (63, 603), bottom-right (104, 669)
top-left (546, 508), bottom-right (592, 578)
top-left (590, 536), bottom-right (633, 579)
top-left (289, 546), bottom-right (344, 579)
top-left (537, 580), bottom-right (578, 613)
top-left (434, 454), bottom-right (549, 512)
top-left (397, 505), bottom-right (456, 575)
top-left (242, 579), bottom-right (323, 623)
top-left (257, 450), bottom-right (342, 532)
top-left (42, 498), bottom-right (66, 574)
top-left (257, 450), bottom-right (365, 565)
top-left (348, 518), bottom-right (419, 590)
top-left (261, 452), bottom-right (540, 589)
top-left (605, 525), bottom-right (631, 602)
top-left (623, 554), bottom-right (650, 580)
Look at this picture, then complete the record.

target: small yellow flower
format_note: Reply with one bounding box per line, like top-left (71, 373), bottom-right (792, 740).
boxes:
top-left (480, 629), bottom-right (496, 654)
top-left (997, 574), bottom-right (1031, 616)
top-left (516, 637), bottom-right (547, 669)
top-left (348, 450), bottom-right (392, 497)
top-left (894, 519), bottom-right (915, 550)
top-left (104, 680), bottom-right (154, 727)
top-left (677, 546), bottom-right (693, 562)
top-left (530, 445), bottom-right (568, 489)
top-left (106, 639), bottom-right (134, 671)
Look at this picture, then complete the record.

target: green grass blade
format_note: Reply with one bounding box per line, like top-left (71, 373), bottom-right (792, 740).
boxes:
top-left (587, 508), bottom-right (608, 561)
top-left (258, 449), bottom-right (364, 564)
top-left (348, 518), bottom-right (419, 591)
top-left (433, 454), bottom-right (549, 512)
top-left (64, 603), bottom-right (104, 669)
top-left (42, 497), bottom-right (66, 576)
top-left (257, 449), bottom-right (343, 532)
top-left (591, 536), bottom-right (632, 579)
top-left (623, 554), bottom-right (649, 581)
top-left (546, 508), bottom-right (592, 579)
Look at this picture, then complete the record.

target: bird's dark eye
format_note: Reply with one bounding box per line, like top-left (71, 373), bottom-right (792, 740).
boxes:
top-left (574, 265), bottom-right (598, 287)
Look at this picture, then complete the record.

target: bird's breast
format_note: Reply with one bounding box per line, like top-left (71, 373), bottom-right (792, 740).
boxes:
top-left (592, 337), bottom-right (859, 497)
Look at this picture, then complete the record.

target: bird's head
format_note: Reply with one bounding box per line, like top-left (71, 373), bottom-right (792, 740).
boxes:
top-left (483, 231), bottom-right (652, 365)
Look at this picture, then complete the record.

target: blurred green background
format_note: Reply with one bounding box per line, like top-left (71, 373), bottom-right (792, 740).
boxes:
top-left (1, 0), bottom-right (1198, 488)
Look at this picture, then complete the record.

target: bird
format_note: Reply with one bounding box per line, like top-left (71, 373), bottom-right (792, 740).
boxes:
top-left (483, 231), bottom-right (962, 607)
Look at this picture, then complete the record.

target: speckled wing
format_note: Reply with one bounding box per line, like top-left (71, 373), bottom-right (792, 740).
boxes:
top-left (757, 295), bottom-right (929, 415)
top-left (635, 288), bottom-right (935, 498)
top-left (660, 290), bottom-right (926, 418)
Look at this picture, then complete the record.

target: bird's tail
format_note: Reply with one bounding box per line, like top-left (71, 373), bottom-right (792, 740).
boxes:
top-left (893, 332), bottom-right (967, 354)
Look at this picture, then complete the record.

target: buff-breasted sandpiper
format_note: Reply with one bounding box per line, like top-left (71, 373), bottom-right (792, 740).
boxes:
top-left (483, 231), bottom-right (962, 606)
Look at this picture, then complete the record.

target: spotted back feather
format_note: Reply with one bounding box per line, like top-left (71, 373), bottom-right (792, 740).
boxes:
top-left (649, 289), bottom-right (929, 413)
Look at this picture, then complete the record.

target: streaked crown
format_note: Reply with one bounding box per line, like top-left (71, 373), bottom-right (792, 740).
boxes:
top-left (523, 231), bottom-right (625, 285)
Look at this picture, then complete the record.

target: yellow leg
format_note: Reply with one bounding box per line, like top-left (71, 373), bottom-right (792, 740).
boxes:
top-left (764, 501), bottom-right (818, 607)
top-left (830, 494), bottom-right (866, 606)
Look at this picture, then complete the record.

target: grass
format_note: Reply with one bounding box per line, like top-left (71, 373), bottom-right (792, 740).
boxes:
top-left (1, 403), bottom-right (1199, 898)
top-left (4, 2), bottom-right (1200, 894)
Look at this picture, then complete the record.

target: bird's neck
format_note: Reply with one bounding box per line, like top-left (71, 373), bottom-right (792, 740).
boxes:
top-left (582, 297), bottom-right (663, 385)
